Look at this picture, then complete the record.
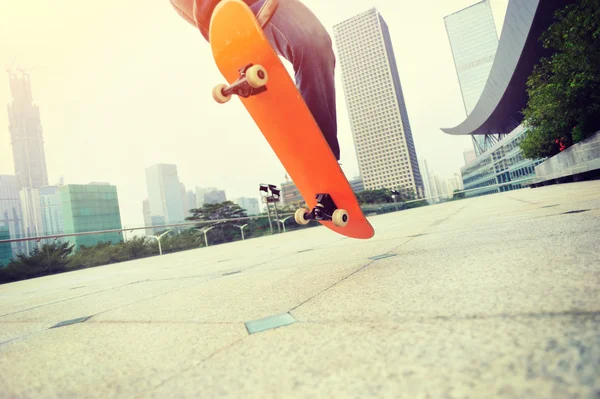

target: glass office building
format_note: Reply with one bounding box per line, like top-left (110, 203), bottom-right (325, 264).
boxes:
top-left (461, 125), bottom-right (546, 197)
top-left (0, 226), bottom-right (13, 267)
top-left (60, 183), bottom-right (123, 249)
top-left (444, 0), bottom-right (499, 155)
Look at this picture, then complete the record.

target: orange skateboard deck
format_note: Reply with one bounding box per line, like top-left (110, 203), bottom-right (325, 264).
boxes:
top-left (209, 0), bottom-right (374, 239)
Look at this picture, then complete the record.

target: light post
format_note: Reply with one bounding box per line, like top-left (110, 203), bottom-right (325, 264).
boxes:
top-left (269, 185), bottom-right (281, 233)
top-left (260, 183), bottom-right (282, 234)
top-left (390, 189), bottom-right (400, 211)
top-left (234, 224), bottom-right (248, 240)
top-left (278, 216), bottom-right (292, 233)
top-left (194, 226), bottom-right (215, 247)
top-left (149, 229), bottom-right (171, 255)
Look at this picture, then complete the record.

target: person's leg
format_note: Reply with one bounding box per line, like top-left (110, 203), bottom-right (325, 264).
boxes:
top-left (250, 0), bottom-right (340, 160)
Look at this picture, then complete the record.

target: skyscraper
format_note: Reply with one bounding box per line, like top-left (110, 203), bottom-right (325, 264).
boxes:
top-left (145, 164), bottom-right (186, 225)
top-left (444, 0), bottom-right (499, 155)
top-left (418, 159), bottom-right (437, 204)
top-left (333, 9), bottom-right (424, 198)
top-left (7, 70), bottom-right (49, 191)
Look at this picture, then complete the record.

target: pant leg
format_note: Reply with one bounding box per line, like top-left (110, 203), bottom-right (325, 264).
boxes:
top-left (250, 0), bottom-right (340, 160)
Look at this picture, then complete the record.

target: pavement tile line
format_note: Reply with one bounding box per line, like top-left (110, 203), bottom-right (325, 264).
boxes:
top-left (0, 279), bottom-right (157, 319)
top-left (132, 336), bottom-right (249, 399)
top-left (0, 240), bottom-right (348, 346)
top-left (281, 208), bottom-right (459, 318)
top-left (288, 236), bottom-right (423, 316)
top-left (508, 197), bottom-right (542, 205)
top-left (297, 311), bottom-right (600, 326)
top-left (429, 205), bottom-right (467, 227)
top-left (0, 275), bottom-right (224, 347)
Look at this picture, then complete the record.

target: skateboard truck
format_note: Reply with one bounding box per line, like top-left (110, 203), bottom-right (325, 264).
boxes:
top-left (295, 194), bottom-right (349, 228)
top-left (212, 64), bottom-right (269, 103)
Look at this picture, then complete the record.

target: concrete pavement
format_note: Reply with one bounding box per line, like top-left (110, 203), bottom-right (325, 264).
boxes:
top-left (1, 181), bottom-right (599, 398)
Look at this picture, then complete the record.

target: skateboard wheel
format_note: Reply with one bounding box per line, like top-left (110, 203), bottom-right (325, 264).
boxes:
top-left (212, 84), bottom-right (231, 104)
top-left (295, 208), bottom-right (310, 225)
top-left (332, 209), bottom-right (349, 227)
top-left (246, 65), bottom-right (268, 88)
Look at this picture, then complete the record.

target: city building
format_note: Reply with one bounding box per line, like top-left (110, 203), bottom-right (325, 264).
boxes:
top-left (333, 8), bottom-right (424, 198)
top-left (348, 176), bottom-right (365, 193)
top-left (463, 149), bottom-right (477, 165)
top-left (432, 174), bottom-right (448, 201)
top-left (460, 125), bottom-right (545, 197)
top-left (19, 187), bottom-right (43, 254)
top-left (145, 164), bottom-right (186, 225)
top-left (234, 197), bottom-right (260, 216)
top-left (39, 186), bottom-right (64, 236)
top-left (7, 70), bottom-right (49, 191)
top-left (60, 183), bottom-right (123, 249)
top-left (186, 190), bottom-right (197, 214)
top-left (142, 199), bottom-right (154, 235)
top-left (418, 159), bottom-right (438, 204)
top-left (444, 0), bottom-right (500, 156)
top-left (441, 0), bottom-right (575, 196)
top-left (195, 187), bottom-right (208, 208)
top-left (150, 215), bottom-right (166, 232)
top-left (0, 226), bottom-right (13, 267)
top-left (203, 189), bottom-right (226, 205)
top-left (446, 173), bottom-right (464, 198)
top-left (0, 175), bottom-right (25, 257)
top-left (280, 181), bottom-right (303, 207)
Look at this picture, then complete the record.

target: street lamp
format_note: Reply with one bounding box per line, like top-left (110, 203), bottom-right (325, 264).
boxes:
top-left (390, 189), bottom-right (401, 211)
top-left (268, 184), bottom-right (282, 233)
top-left (259, 183), bottom-right (282, 235)
top-left (278, 216), bottom-right (292, 233)
top-left (148, 229), bottom-right (171, 255)
top-left (194, 226), bottom-right (215, 247)
top-left (234, 224), bottom-right (248, 240)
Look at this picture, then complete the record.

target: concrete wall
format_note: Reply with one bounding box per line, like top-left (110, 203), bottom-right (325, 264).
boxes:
top-left (532, 131), bottom-right (600, 185)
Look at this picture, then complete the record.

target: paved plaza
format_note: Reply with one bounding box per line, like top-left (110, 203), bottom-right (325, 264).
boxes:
top-left (1, 181), bottom-right (599, 398)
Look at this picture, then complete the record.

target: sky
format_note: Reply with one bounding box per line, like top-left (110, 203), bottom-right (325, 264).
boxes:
top-left (0, 0), bottom-right (508, 229)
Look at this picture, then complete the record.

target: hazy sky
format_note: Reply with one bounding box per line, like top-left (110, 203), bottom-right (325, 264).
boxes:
top-left (0, 0), bottom-right (508, 229)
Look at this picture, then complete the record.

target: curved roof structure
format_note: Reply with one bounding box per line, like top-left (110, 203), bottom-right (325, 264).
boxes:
top-left (441, 0), bottom-right (577, 136)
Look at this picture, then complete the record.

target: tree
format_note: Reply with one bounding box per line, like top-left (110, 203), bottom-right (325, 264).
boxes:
top-left (186, 201), bottom-right (249, 244)
top-left (355, 187), bottom-right (416, 205)
top-left (355, 189), bottom-right (394, 204)
top-left (0, 242), bottom-right (74, 283)
top-left (186, 201), bottom-right (248, 222)
top-left (520, 0), bottom-right (600, 159)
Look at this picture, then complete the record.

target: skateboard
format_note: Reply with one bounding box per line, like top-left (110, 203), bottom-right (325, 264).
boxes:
top-left (208, 0), bottom-right (374, 239)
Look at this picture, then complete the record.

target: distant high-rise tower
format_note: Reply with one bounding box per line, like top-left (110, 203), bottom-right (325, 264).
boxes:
top-left (333, 9), bottom-right (424, 198)
top-left (233, 197), bottom-right (260, 216)
top-left (418, 159), bottom-right (437, 204)
top-left (7, 70), bottom-right (49, 191)
top-left (145, 164), bottom-right (186, 225)
top-left (444, 0), bottom-right (500, 156)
